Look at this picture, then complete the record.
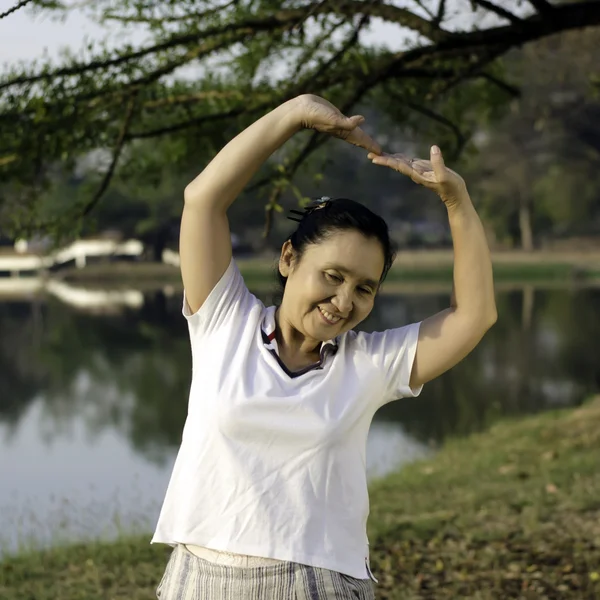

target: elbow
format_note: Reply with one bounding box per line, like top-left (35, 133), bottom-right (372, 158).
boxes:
top-left (183, 183), bottom-right (198, 205)
top-left (484, 305), bottom-right (498, 330)
top-left (469, 305), bottom-right (497, 337)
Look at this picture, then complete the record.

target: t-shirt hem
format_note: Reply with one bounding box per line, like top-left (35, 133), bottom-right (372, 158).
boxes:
top-left (150, 534), bottom-right (370, 580)
top-left (181, 257), bottom-right (237, 321)
top-left (396, 320), bottom-right (423, 398)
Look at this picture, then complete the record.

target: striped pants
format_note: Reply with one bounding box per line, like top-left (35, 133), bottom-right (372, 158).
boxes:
top-left (156, 544), bottom-right (376, 599)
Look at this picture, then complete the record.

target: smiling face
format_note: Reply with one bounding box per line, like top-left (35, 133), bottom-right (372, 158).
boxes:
top-left (278, 229), bottom-right (386, 347)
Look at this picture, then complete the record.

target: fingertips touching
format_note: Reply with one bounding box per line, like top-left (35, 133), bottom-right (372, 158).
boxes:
top-left (369, 141), bottom-right (382, 155)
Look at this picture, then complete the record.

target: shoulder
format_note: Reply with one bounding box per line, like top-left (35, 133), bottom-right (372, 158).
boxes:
top-left (184, 257), bottom-right (265, 335)
top-left (337, 329), bottom-right (369, 355)
top-left (340, 324), bottom-right (421, 357)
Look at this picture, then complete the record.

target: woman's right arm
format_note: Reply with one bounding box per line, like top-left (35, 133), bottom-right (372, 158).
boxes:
top-left (181, 95), bottom-right (381, 314)
top-left (180, 99), bottom-right (302, 314)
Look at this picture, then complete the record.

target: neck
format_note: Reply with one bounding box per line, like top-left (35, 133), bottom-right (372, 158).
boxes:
top-left (274, 307), bottom-right (321, 358)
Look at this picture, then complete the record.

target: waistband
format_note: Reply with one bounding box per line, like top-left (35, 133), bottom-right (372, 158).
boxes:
top-left (184, 544), bottom-right (287, 568)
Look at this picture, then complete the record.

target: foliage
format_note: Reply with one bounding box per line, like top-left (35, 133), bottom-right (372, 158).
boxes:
top-left (464, 26), bottom-right (600, 249)
top-left (1, 0), bottom-right (600, 242)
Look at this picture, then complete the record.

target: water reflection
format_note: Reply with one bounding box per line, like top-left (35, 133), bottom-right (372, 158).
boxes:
top-left (1, 281), bottom-right (598, 555)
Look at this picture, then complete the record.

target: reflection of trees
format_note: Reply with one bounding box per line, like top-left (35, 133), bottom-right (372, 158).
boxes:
top-left (1, 285), bottom-right (598, 458)
top-left (0, 301), bottom-right (48, 427)
top-left (0, 293), bottom-right (192, 463)
top-left (542, 288), bottom-right (600, 392)
top-left (371, 287), bottom-right (598, 443)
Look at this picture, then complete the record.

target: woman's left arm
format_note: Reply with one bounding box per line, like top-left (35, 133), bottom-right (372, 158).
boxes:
top-left (368, 145), bottom-right (497, 388)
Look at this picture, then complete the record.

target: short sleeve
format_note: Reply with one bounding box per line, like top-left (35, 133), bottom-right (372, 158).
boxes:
top-left (182, 258), bottom-right (257, 337)
top-left (357, 322), bottom-right (423, 407)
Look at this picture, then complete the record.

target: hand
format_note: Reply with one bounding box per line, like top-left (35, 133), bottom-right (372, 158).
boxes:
top-left (293, 94), bottom-right (382, 155)
top-left (367, 145), bottom-right (468, 206)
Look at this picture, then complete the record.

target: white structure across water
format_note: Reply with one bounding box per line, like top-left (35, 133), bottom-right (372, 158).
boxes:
top-left (0, 238), bottom-right (145, 276)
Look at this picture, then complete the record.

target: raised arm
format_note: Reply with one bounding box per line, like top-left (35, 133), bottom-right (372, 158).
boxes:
top-left (181, 95), bottom-right (381, 314)
top-left (181, 100), bottom-right (299, 314)
top-left (368, 146), bottom-right (497, 388)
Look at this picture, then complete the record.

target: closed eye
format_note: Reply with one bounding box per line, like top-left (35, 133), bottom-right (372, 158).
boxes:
top-left (325, 272), bottom-right (342, 283)
top-left (358, 287), bottom-right (373, 295)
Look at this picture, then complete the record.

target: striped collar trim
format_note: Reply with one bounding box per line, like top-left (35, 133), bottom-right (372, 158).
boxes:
top-left (261, 306), bottom-right (338, 378)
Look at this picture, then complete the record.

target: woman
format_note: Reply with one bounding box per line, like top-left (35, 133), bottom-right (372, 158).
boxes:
top-left (151, 94), bottom-right (497, 599)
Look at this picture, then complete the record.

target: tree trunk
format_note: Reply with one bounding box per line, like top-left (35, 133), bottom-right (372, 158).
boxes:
top-left (519, 198), bottom-right (534, 252)
top-left (521, 284), bottom-right (535, 331)
top-left (152, 233), bottom-right (167, 263)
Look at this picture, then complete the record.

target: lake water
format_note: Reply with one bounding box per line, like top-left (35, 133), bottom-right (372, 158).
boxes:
top-left (1, 279), bottom-right (599, 556)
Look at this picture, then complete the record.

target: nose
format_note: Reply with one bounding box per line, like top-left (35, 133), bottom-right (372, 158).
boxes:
top-left (331, 290), bottom-right (353, 317)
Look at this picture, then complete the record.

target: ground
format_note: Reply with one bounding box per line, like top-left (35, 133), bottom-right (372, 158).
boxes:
top-left (1, 397), bottom-right (599, 599)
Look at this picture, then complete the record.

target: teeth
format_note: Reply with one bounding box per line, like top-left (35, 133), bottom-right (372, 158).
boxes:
top-left (318, 306), bottom-right (340, 323)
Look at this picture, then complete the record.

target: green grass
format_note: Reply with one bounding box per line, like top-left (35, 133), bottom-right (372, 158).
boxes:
top-left (244, 261), bottom-right (600, 284)
top-left (385, 263), bottom-right (600, 282)
top-left (2, 399), bottom-right (599, 599)
top-left (57, 256), bottom-right (600, 287)
top-left (368, 396), bottom-right (600, 599)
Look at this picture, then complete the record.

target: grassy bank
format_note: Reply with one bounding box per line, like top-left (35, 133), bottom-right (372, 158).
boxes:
top-left (1, 398), bottom-right (599, 599)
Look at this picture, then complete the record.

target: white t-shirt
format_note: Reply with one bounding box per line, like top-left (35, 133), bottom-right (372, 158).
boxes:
top-left (151, 258), bottom-right (422, 579)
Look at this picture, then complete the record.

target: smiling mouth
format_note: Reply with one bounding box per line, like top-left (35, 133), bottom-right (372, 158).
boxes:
top-left (317, 306), bottom-right (342, 325)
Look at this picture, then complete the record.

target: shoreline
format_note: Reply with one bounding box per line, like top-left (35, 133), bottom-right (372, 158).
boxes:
top-left (2, 397), bottom-right (599, 598)
top-left (24, 249), bottom-right (600, 284)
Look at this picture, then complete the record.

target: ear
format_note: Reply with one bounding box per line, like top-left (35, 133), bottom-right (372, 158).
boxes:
top-left (278, 240), bottom-right (296, 278)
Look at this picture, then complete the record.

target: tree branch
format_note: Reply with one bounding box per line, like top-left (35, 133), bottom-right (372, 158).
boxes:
top-left (528, 0), bottom-right (556, 15)
top-left (141, 90), bottom-right (250, 111)
top-left (434, 0), bottom-right (447, 26)
top-left (479, 72), bottom-right (521, 97)
top-left (290, 12), bottom-right (370, 96)
top-left (80, 93), bottom-right (138, 218)
top-left (0, 0), bottom-right (451, 92)
top-left (102, 0), bottom-right (238, 25)
top-left (260, 54), bottom-right (390, 238)
top-left (0, 0), bottom-right (34, 20)
top-left (471, 0), bottom-right (524, 25)
top-left (404, 100), bottom-right (467, 158)
top-left (127, 102), bottom-right (271, 140)
top-left (4, 0), bottom-right (595, 96)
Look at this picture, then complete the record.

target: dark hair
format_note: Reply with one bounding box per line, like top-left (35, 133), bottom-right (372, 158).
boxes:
top-left (278, 198), bottom-right (396, 291)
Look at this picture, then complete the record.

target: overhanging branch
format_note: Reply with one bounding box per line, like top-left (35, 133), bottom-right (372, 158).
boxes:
top-left (528, 0), bottom-right (556, 15)
top-left (470, 0), bottom-right (524, 25)
top-left (0, 1), bottom-right (451, 91)
top-left (480, 72), bottom-right (521, 97)
top-left (436, 0), bottom-right (447, 23)
top-left (404, 99), bottom-right (467, 157)
top-left (80, 93), bottom-right (138, 218)
top-left (103, 0), bottom-right (238, 25)
top-left (0, 0), bottom-right (34, 20)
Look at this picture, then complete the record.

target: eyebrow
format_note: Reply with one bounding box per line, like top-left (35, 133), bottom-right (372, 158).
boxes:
top-left (327, 266), bottom-right (379, 289)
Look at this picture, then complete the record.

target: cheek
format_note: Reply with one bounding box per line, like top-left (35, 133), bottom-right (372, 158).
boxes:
top-left (288, 271), bottom-right (323, 304)
top-left (303, 273), bottom-right (328, 299)
top-left (354, 298), bottom-right (375, 321)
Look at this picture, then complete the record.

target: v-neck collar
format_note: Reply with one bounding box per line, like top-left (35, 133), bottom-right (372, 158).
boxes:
top-left (261, 306), bottom-right (338, 379)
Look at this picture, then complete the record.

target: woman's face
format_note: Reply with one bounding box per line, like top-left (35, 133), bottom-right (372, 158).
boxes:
top-left (279, 229), bottom-right (386, 343)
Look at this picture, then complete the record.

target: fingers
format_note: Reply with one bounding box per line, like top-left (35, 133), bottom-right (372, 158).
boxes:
top-left (430, 145), bottom-right (446, 179)
top-left (336, 114), bottom-right (365, 131)
top-left (368, 152), bottom-right (413, 177)
top-left (367, 148), bottom-right (445, 182)
top-left (339, 115), bottom-right (382, 155)
top-left (347, 126), bottom-right (382, 155)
